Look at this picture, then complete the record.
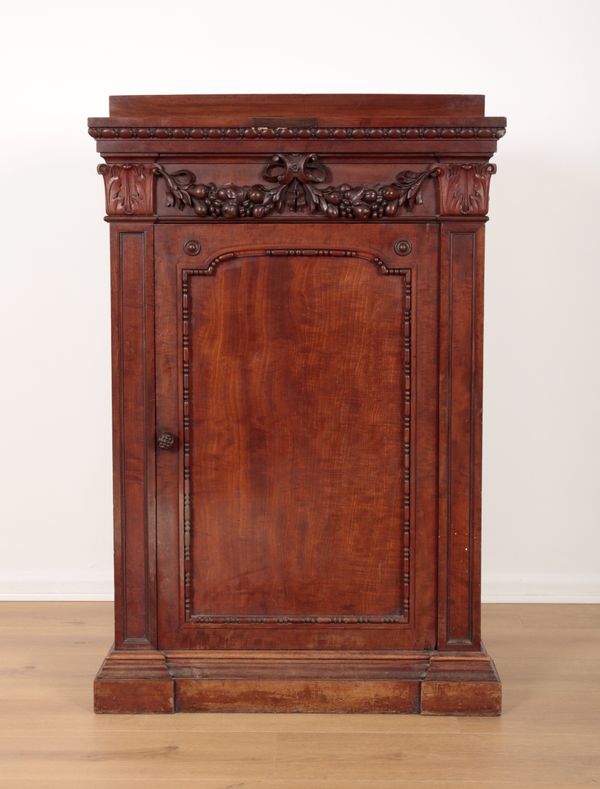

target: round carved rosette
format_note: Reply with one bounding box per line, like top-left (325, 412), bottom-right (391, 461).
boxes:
top-left (183, 240), bottom-right (202, 256)
top-left (394, 240), bottom-right (413, 256)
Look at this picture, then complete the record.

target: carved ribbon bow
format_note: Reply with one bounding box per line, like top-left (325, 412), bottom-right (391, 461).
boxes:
top-left (262, 153), bottom-right (329, 212)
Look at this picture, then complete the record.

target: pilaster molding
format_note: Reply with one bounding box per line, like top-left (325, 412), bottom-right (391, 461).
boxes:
top-left (98, 162), bottom-right (156, 216)
top-left (433, 163), bottom-right (496, 216)
top-left (437, 222), bottom-right (485, 651)
top-left (110, 224), bottom-right (157, 648)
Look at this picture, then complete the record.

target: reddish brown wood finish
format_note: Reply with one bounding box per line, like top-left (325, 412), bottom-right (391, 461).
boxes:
top-left (110, 223), bottom-right (156, 649)
top-left (188, 253), bottom-right (408, 619)
top-left (154, 223), bottom-right (438, 653)
top-left (437, 222), bottom-right (486, 650)
top-left (421, 652), bottom-right (502, 715)
top-left (91, 95), bottom-right (506, 715)
top-left (107, 93), bottom-right (487, 120)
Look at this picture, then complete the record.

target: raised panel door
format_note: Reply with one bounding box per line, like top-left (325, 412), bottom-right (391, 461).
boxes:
top-left (155, 222), bottom-right (438, 651)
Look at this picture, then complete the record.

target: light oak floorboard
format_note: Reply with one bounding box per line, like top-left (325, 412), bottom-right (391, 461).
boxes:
top-left (0, 603), bottom-right (598, 787)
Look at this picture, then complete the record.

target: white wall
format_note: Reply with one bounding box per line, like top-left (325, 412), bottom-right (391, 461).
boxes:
top-left (1, 0), bottom-right (599, 602)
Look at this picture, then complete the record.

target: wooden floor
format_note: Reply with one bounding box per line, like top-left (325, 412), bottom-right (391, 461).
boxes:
top-left (0, 604), bottom-right (599, 787)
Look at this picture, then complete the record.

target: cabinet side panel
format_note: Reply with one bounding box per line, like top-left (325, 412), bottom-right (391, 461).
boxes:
top-left (438, 223), bottom-right (484, 650)
top-left (111, 224), bottom-right (156, 648)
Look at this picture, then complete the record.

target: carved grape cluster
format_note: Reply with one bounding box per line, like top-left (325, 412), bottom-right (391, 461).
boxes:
top-left (181, 182), bottom-right (277, 219)
top-left (319, 183), bottom-right (409, 220)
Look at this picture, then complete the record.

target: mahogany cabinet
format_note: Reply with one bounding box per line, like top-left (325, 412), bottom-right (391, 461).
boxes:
top-left (89, 94), bottom-right (506, 714)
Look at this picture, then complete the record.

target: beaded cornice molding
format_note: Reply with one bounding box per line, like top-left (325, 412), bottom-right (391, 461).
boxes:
top-left (89, 124), bottom-right (506, 141)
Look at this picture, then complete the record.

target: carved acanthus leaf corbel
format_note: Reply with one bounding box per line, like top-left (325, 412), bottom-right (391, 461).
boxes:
top-left (98, 163), bottom-right (155, 216)
top-left (432, 162), bottom-right (497, 216)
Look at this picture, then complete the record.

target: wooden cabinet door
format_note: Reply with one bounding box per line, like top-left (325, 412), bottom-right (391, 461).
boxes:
top-left (155, 222), bottom-right (438, 651)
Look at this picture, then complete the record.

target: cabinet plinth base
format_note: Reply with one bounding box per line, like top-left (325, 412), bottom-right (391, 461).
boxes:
top-left (94, 646), bottom-right (501, 715)
top-left (94, 650), bottom-right (174, 714)
top-left (420, 653), bottom-right (502, 716)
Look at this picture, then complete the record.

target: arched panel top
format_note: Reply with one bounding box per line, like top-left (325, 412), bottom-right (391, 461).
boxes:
top-left (179, 245), bottom-right (413, 625)
top-left (182, 246), bottom-right (409, 277)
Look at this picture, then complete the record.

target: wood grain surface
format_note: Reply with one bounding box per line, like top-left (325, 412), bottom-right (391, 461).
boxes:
top-left (1, 602), bottom-right (599, 786)
top-left (187, 252), bottom-right (408, 619)
top-left (92, 94), bottom-right (504, 713)
top-left (154, 222), bottom-right (439, 654)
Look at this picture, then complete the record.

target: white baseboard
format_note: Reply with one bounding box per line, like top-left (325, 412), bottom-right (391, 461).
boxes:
top-left (0, 575), bottom-right (113, 601)
top-left (0, 593), bottom-right (114, 601)
top-left (1, 573), bottom-right (599, 603)
top-left (482, 572), bottom-right (600, 603)
top-left (482, 595), bottom-right (600, 603)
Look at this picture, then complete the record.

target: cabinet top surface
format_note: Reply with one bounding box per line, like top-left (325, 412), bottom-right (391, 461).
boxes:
top-left (90, 93), bottom-right (504, 126)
